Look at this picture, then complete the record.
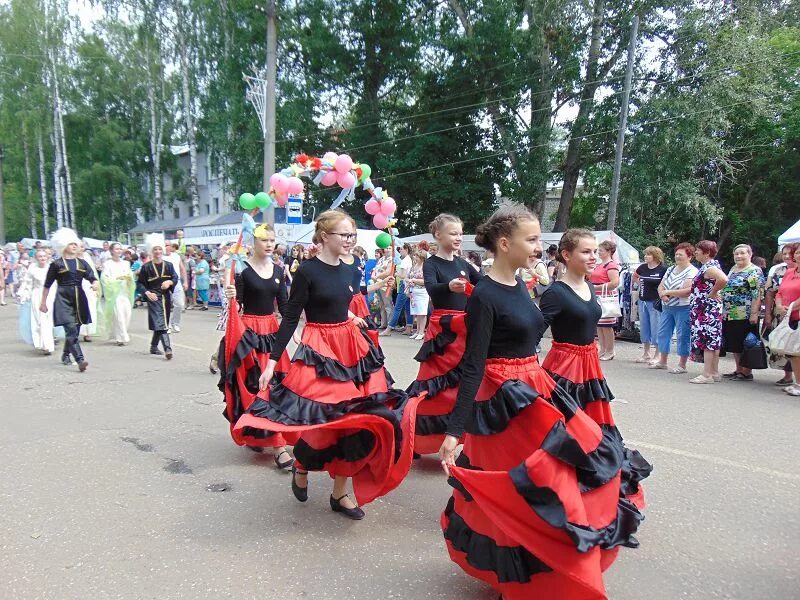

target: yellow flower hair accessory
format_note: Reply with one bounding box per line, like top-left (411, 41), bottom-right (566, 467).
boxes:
top-left (254, 223), bottom-right (273, 240)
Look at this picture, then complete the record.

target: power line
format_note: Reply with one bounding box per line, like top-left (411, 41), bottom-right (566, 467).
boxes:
top-left (308, 50), bottom-right (800, 155)
top-left (370, 92), bottom-right (787, 182)
top-left (275, 49), bottom-right (800, 148)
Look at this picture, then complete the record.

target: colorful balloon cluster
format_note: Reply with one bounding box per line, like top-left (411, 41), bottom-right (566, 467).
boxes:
top-left (260, 152), bottom-right (396, 230)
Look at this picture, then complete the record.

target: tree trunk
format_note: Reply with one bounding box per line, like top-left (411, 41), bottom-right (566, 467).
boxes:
top-left (51, 116), bottom-right (65, 229)
top-left (176, 25), bottom-right (200, 217)
top-left (22, 123), bottom-right (37, 238)
top-left (48, 33), bottom-right (74, 227)
top-left (554, 0), bottom-right (606, 231)
top-left (37, 129), bottom-right (50, 237)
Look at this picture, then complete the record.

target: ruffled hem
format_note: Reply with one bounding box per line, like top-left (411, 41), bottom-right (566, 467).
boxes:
top-left (414, 315), bottom-right (459, 362)
top-left (293, 429), bottom-right (375, 470)
top-left (407, 363), bottom-right (460, 396)
top-left (293, 340), bottom-right (392, 385)
top-left (443, 499), bottom-right (553, 584)
top-left (547, 372), bottom-right (615, 406)
top-left (233, 389), bottom-right (424, 505)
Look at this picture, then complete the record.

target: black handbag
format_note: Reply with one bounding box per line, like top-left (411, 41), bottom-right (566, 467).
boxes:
top-left (740, 332), bottom-right (768, 370)
top-left (653, 299), bottom-right (663, 312)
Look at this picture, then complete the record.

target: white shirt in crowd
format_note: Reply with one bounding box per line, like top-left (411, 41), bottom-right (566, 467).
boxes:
top-left (164, 252), bottom-right (183, 284)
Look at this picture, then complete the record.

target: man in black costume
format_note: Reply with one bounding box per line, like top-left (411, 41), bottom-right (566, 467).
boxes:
top-left (40, 228), bottom-right (100, 372)
top-left (138, 233), bottom-right (178, 359)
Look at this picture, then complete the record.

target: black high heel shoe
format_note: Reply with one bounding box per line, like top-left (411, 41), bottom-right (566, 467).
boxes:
top-left (330, 494), bottom-right (365, 520)
top-left (291, 466), bottom-right (308, 502)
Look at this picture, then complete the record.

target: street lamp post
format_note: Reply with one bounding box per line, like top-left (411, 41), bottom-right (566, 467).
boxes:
top-left (245, 0), bottom-right (278, 226)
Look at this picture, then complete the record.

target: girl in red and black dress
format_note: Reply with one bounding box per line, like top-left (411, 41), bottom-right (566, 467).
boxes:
top-left (439, 211), bottom-right (646, 600)
top-left (407, 214), bottom-right (480, 455)
top-left (540, 229), bottom-right (651, 505)
top-left (219, 223), bottom-right (294, 469)
top-left (234, 210), bottom-right (422, 520)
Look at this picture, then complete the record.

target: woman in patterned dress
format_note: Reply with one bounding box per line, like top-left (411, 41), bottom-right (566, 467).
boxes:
top-left (688, 240), bottom-right (729, 384)
top-left (720, 244), bottom-right (765, 382)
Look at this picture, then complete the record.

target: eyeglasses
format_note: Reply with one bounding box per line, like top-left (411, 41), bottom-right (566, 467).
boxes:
top-left (329, 232), bottom-right (357, 242)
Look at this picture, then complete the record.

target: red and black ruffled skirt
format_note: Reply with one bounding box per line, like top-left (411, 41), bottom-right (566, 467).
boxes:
top-left (233, 320), bottom-right (423, 506)
top-left (219, 310), bottom-right (294, 448)
top-left (542, 341), bottom-right (651, 508)
top-left (443, 356), bottom-right (649, 600)
top-left (406, 309), bottom-right (466, 454)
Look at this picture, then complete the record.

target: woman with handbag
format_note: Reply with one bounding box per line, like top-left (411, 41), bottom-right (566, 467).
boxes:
top-left (775, 244), bottom-right (800, 396)
top-left (764, 244), bottom-right (797, 386)
top-left (591, 240), bottom-right (621, 360)
top-left (688, 240), bottom-right (729, 384)
top-left (633, 246), bottom-right (668, 363)
top-left (720, 244), bottom-right (765, 382)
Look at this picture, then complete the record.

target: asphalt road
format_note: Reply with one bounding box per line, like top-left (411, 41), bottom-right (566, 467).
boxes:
top-left (1, 306), bottom-right (798, 600)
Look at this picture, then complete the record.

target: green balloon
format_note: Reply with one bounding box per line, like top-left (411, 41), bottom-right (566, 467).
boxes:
top-left (254, 191), bottom-right (272, 208)
top-left (375, 231), bottom-right (392, 249)
top-left (358, 163), bottom-right (372, 183)
top-left (239, 193), bottom-right (257, 210)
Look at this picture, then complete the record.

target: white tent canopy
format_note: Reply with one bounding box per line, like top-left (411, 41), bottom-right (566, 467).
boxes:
top-left (541, 230), bottom-right (640, 265)
top-left (778, 219), bottom-right (800, 245)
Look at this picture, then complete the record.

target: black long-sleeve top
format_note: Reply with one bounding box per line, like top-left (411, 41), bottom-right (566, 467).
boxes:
top-left (269, 258), bottom-right (354, 361)
top-left (445, 276), bottom-right (544, 437)
top-left (44, 257), bottom-right (97, 289)
top-left (137, 260), bottom-right (178, 292)
top-left (423, 255), bottom-right (481, 311)
top-left (539, 281), bottom-right (602, 345)
top-left (235, 262), bottom-right (288, 316)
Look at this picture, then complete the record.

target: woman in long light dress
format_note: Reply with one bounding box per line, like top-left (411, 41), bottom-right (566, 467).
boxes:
top-left (18, 249), bottom-right (55, 354)
top-left (99, 243), bottom-right (135, 345)
top-left (80, 244), bottom-right (100, 341)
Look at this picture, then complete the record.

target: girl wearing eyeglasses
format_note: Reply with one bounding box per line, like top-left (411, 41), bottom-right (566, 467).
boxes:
top-left (234, 210), bottom-right (422, 520)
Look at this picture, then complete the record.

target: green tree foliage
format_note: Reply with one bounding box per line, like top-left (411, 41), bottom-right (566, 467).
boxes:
top-left (0, 0), bottom-right (795, 255)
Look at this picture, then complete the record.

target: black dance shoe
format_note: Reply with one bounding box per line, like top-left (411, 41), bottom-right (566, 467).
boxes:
top-left (329, 494), bottom-right (365, 520)
top-left (291, 466), bottom-right (308, 502)
top-left (150, 347), bottom-right (163, 356)
top-left (274, 450), bottom-right (294, 471)
top-left (61, 354), bottom-right (72, 366)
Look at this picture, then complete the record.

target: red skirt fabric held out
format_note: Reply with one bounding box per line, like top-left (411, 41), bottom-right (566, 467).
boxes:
top-left (233, 320), bottom-right (423, 505)
top-left (407, 309), bottom-right (466, 454)
top-left (219, 306), bottom-right (294, 449)
top-left (443, 356), bottom-right (648, 600)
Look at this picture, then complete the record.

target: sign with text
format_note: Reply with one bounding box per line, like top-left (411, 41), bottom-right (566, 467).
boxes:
top-left (287, 195), bottom-right (303, 224)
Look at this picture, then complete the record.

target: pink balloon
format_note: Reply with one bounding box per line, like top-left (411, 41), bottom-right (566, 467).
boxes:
top-left (322, 152), bottom-right (338, 165)
top-left (286, 176), bottom-right (304, 195)
top-left (373, 214), bottom-right (389, 229)
top-left (337, 171), bottom-right (356, 189)
top-left (275, 192), bottom-right (288, 207)
top-left (270, 173), bottom-right (289, 193)
top-left (364, 199), bottom-right (380, 215)
top-left (321, 170), bottom-right (338, 186)
top-left (379, 197), bottom-right (396, 216)
top-left (334, 154), bottom-right (353, 174)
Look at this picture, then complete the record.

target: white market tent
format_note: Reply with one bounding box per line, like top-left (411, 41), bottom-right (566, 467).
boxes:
top-left (778, 219), bottom-right (800, 245)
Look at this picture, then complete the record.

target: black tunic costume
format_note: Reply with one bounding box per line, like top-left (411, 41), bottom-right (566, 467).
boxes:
top-left (44, 257), bottom-right (97, 363)
top-left (441, 277), bottom-right (647, 599)
top-left (137, 260), bottom-right (178, 352)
